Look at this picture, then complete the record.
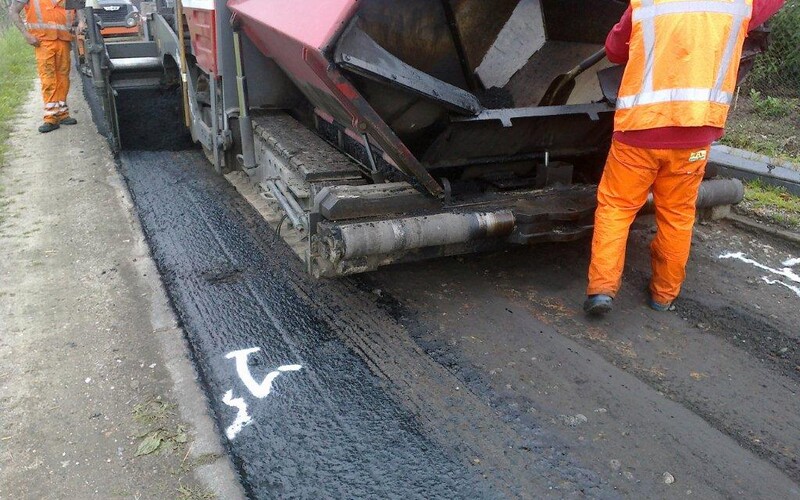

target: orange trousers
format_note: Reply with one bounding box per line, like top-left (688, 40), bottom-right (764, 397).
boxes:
top-left (34, 39), bottom-right (72, 125)
top-left (588, 139), bottom-right (709, 304)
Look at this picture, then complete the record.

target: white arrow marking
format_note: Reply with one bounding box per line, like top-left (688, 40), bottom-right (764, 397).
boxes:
top-left (222, 390), bottom-right (252, 440)
top-left (226, 348), bottom-right (303, 399)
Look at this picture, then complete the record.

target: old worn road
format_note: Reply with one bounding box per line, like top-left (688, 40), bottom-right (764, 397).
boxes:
top-left (113, 99), bottom-right (799, 498)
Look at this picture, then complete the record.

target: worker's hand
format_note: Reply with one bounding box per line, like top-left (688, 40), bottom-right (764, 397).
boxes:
top-left (24, 32), bottom-right (40, 47)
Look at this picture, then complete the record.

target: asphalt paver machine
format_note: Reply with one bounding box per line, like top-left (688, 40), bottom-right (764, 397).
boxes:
top-left (77, 0), bottom-right (765, 276)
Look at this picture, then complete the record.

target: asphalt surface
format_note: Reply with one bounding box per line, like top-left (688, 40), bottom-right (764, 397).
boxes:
top-left (113, 93), bottom-right (800, 499)
top-left (367, 225), bottom-right (800, 498)
top-left (119, 149), bottom-right (509, 498)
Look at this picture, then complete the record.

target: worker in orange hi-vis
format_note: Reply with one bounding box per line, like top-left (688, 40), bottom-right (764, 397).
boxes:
top-left (584, 0), bottom-right (785, 316)
top-left (8, 0), bottom-right (86, 133)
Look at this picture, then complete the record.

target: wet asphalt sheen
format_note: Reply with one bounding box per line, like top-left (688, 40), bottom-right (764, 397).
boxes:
top-left (118, 150), bottom-right (499, 499)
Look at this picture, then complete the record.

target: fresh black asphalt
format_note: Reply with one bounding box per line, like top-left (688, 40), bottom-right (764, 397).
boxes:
top-left (117, 149), bottom-right (496, 499)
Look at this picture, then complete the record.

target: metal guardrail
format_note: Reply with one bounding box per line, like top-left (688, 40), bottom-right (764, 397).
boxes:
top-left (709, 144), bottom-right (800, 196)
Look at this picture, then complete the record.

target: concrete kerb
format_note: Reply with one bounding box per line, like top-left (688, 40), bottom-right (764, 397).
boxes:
top-left (107, 163), bottom-right (247, 499)
top-left (705, 145), bottom-right (800, 243)
top-left (70, 55), bottom-right (244, 496)
top-left (726, 213), bottom-right (800, 245)
top-left (710, 144), bottom-right (800, 195)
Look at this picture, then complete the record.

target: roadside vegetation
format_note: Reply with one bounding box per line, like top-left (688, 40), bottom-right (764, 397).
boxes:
top-left (0, 28), bottom-right (36, 225)
top-left (723, 90), bottom-right (800, 165)
top-left (0, 28), bottom-right (36, 159)
top-left (737, 179), bottom-right (800, 231)
top-left (723, 2), bottom-right (800, 166)
top-left (724, 3), bottom-right (800, 231)
top-left (746, 0), bottom-right (800, 96)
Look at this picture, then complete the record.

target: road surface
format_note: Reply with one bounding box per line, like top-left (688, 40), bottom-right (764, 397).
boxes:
top-left (114, 138), bottom-right (799, 498)
top-left (109, 87), bottom-right (800, 499)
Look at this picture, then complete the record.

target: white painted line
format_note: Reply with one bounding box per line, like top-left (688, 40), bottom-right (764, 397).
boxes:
top-left (719, 252), bottom-right (800, 298)
top-left (719, 252), bottom-right (800, 283)
top-left (226, 348), bottom-right (303, 399)
top-left (762, 278), bottom-right (800, 298)
top-left (222, 390), bottom-right (252, 440)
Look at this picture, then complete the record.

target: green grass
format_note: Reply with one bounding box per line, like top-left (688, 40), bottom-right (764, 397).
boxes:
top-left (748, 90), bottom-right (797, 119)
top-left (747, 1), bottom-right (800, 92)
top-left (0, 28), bottom-right (36, 225)
top-left (0, 29), bottom-right (36, 158)
top-left (740, 179), bottom-right (800, 230)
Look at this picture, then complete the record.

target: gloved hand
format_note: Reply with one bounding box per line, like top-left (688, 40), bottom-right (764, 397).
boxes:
top-left (25, 32), bottom-right (41, 47)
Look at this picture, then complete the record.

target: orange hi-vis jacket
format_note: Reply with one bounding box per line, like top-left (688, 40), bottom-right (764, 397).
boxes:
top-left (615, 0), bottom-right (754, 133)
top-left (25, 0), bottom-right (73, 42)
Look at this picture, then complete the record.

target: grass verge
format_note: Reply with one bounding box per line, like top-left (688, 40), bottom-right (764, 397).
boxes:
top-left (722, 92), bottom-right (800, 166)
top-left (0, 28), bottom-right (36, 225)
top-left (0, 28), bottom-right (36, 159)
top-left (737, 179), bottom-right (800, 231)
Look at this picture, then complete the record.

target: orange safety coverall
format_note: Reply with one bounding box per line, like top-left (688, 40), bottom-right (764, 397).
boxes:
top-left (589, 142), bottom-right (708, 304)
top-left (588, 0), bottom-right (755, 305)
top-left (23, 0), bottom-right (74, 125)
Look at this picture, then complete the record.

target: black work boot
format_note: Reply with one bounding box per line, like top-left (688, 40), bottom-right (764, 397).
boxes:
top-left (38, 122), bottom-right (60, 133)
top-left (648, 297), bottom-right (675, 312)
top-left (59, 117), bottom-right (78, 125)
top-left (583, 294), bottom-right (613, 316)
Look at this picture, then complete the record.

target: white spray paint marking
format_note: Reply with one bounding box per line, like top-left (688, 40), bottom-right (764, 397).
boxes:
top-left (719, 252), bottom-right (800, 298)
top-left (763, 278), bottom-right (800, 298)
top-left (226, 348), bottom-right (303, 399)
top-left (782, 257), bottom-right (800, 267)
top-left (222, 390), bottom-right (252, 440)
top-left (719, 252), bottom-right (800, 283)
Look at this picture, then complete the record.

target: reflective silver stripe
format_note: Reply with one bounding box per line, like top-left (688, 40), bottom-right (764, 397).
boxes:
top-left (714, 0), bottom-right (752, 92)
top-left (640, 0), bottom-right (656, 94)
top-left (28, 0), bottom-right (71, 32)
top-left (44, 110), bottom-right (60, 116)
top-left (45, 102), bottom-right (59, 109)
top-left (621, 0), bottom-right (751, 113)
top-left (633, 0), bottom-right (753, 21)
top-left (617, 88), bottom-right (733, 109)
top-left (27, 22), bottom-right (70, 31)
top-left (32, 0), bottom-right (44, 24)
